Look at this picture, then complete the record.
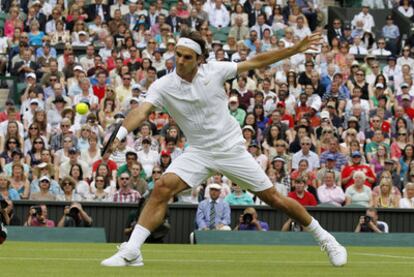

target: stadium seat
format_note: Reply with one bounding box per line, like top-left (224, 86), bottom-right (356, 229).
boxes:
top-left (317, 203), bottom-right (339, 208)
top-left (345, 203), bottom-right (367, 208)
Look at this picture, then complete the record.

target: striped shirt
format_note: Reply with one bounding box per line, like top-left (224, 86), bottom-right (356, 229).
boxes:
top-left (112, 188), bottom-right (141, 203)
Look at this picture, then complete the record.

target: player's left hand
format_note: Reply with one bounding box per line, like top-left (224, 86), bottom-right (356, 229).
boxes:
top-left (294, 32), bottom-right (323, 53)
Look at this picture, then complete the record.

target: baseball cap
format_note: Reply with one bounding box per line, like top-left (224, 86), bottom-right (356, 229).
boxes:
top-left (272, 156), bottom-right (285, 163)
top-left (74, 65), bottom-right (84, 72)
top-left (209, 183), bottom-right (222, 190)
top-left (212, 40), bottom-right (223, 46)
top-left (37, 162), bottom-right (48, 169)
top-left (229, 96), bottom-right (239, 103)
top-left (249, 141), bottom-right (259, 148)
top-left (402, 94), bottom-right (411, 100)
top-left (11, 149), bottom-right (23, 156)
top-left (320, 110), bottom-right (330, 119)
top-left (351, 61), bottom-right (359, 67)
top-left (352, 151), bottom-right (362, 157)
top-left (132, 83), bottom-right (142, 90)
top-left (39, 176), bottom-right (50, 183)
top-left (294, 177), bottom-right (306, 183)
top-left (78, 31), bottom-right (87, 36)
top-left (326, 154), bottom-right (336, 161)
top-left (26, 72), bottom-right (36, 79)
top-left (160, 150), bottom-right (170, 157)
top-left (366, 54), bottom-right (376, 59)
top-left (5, 99), bottom-right (15, 106)
top-left (30, 99), bottom-right (40, 105)
top-left (242, 125), bottom-right (256, 135)
top-left (114, 112), bottom-right (125, 119)
top-left (68, 147), bottom-right (78, 154)
top-left (387, 55), bottom-right (397, 61)
top-left (401, 83), bottom-right (409, 88)
top-left (375, 83), bottom-right (384, 89)
top-left (277, 101), bottom-right (286, 108)
top-left (167, 38), bottom-right (176, 45)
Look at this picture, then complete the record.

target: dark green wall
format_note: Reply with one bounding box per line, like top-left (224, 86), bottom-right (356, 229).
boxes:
top-left (11, 201), bottom-right (414, 243)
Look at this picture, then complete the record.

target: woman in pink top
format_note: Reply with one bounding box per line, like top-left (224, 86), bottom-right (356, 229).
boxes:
top-left (4, 7), bottom-right (23, 38)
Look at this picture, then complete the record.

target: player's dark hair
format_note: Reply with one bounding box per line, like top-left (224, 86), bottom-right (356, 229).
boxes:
top-left (180, 29), bottom-right (209, 61)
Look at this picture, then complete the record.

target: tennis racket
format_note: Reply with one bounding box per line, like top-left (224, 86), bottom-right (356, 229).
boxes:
top-left (101, 122), bottom-right (122, 156)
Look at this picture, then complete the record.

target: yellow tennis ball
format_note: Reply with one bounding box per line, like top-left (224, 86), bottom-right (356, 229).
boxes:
top-left (76, 103), bottom-right (89, 115)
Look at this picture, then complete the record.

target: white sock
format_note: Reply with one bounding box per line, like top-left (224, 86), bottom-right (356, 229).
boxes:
top-left (125, 224), bottom-right (151, 250)
top-left (305, 218), bottom-right (329, 242)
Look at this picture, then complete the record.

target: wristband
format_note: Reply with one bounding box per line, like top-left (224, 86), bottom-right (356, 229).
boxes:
top-left (115, 126), bottom-right (128, 141)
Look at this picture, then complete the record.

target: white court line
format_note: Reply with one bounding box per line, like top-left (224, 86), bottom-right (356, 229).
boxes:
top-left (352, 252), bottom-right (414, 260)
top-left (0, 256), bottom-right (413, 265)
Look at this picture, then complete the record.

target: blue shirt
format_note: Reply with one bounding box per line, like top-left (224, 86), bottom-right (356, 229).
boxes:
top-left (30, 180), bottom-right (63, 196)
top-left (319, 151), bottom-right (348, 171)
top-left (239, 220), bottom-right (269, 231)
top-left (7, 188), bottom-right (20, 200)
top-left (29, 31), bottom-right (45, 46)
top-left (196, 199), bottom-right (231, 230)
top-left (224, 192), bottom-right (254, 205)
top-left (382, 25), bottom-right (400, 39)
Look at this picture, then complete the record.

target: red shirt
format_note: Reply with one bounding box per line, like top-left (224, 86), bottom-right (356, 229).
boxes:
top-left (281, 113), bottom-right (294, 128)
top-left (0, 112), bottom-right (21, 122)
top-left (93, 85), bottom-right (106, 102)
top-left (341, 164), bottom-right (376, 189)
top-left (404, 107), bottom-right (414, 120)
top-left (288, 191), bottom-right (317, 206)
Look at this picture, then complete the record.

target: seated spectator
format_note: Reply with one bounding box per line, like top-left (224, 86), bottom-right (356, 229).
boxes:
top-left (341, 151), bottom-right (376, 189)
top-left (4, 149), bottom-right (30, 177)
top-left (288, 178), bottom-right (317, 206)
top-left (29, 176), bottom-right (56, 201)
top-left (291, 136), bottom-right (320, 172)
top-left (224, 183), bottom-right (254, 205)
top-left (345, 171), bottom-right (373, 207)
top-left (30, 162), bottom-right (62, 196)
top-left (56, 177), bottom-right (82, 202)
top-left (316, 154), bottom-right (341, 187)
top-left (87, 175), bottom-right (112, 202)
top-left (59, 147), bottom-right (90, 180)
top-left (372, 178), bottom-right (400, 208)
top-left (290, 159), bottom-right (317, 191)
top-left (113, 172), bottom-right (141, 203)
top-left (399, 183), bottom-right (414, 208)
top-left (57, 202), bottom-right (93, 227)
top-left (317, 171), bottom-right (345, 207)
top-left (0, 174), bottom-right (20, 201)
top-left (234, 207), bottom-right (269, 231)
top-left (355, 208), bottom-right (388, 233)
top-left (128, 162), bottom-right (148, 197)
top-left (196, 183), bottom-right (231, 231)
top-left (24, 204), bottom-right (55, 227)
top-left (69, 164), bottom-right (90, 200)
top-left (281, 218), bottom-right (304, 232)
top-left (147, 166), bottom-right (163, 192)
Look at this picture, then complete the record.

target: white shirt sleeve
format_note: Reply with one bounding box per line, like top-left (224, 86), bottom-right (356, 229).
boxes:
top-left (211, 61), bottom-right (238, 82)
top-left (144, 81), bottom-right (164, 109)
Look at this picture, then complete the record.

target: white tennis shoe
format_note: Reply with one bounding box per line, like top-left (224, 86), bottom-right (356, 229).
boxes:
top-left (320, 234), bottom-right (348, 267)
top-left (101, 242), bottom-right (144, 267)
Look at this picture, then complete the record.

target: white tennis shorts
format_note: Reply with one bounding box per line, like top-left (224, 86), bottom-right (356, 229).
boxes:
top-left (165, 144), bottom-right (273, 192)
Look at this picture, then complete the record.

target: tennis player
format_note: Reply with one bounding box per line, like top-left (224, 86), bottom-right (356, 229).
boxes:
top-left (101, 30), bottom-right (347, 267)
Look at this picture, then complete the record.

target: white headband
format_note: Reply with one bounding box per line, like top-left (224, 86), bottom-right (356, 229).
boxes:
top-left (176, 37), bottom-right (202, 55)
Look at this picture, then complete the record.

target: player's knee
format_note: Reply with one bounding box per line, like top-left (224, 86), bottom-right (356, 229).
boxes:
top-left (152, 176), bottom-right (177, 201)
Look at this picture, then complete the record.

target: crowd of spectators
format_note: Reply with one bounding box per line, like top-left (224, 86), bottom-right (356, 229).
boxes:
top-left (0, 0), bottom-right (413, 216)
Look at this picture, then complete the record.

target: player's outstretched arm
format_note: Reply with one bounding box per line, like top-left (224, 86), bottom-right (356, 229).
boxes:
top-left (109, 102), bottom-right (154, 152)
top-left (237, 33), bottom-right (322, 74)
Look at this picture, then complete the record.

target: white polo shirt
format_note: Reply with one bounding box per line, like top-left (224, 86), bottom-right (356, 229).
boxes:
top-left (145, 62), bottom-right (243, 151)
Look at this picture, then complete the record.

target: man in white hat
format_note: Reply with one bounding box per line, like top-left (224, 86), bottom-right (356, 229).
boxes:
top-left (228, 96), bottom-right (246, 126)
top-left (102, 30), bottom-right (347, 268)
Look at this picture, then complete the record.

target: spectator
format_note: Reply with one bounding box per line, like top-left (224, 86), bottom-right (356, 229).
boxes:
top-left (88, 175), bottom-right (112, 202)
top-left (0, 174), bottom-right (20, 201)
top-left (29, 176), bottom-right (56, 201)
top-left (292, 136), bottom-right (319, 171)
top-left (372, 178), bottom-right (400, 208)
top-left (399, 183), bottom-right (414, 208)
top-left (341, 151), bottom-right (376, 189)
top-left (228, 96), bottom-right (246, 127)
top-left (288, 177), bottom-right (317, 206)
top-left (234, 207), bottom-right (269, 231)
top-left (196, 183), bottom-right (231, 231)
top-left (24, 204), bottom-right (55, 227)
top-left (355, 208), bottom-right (388, 233)
top-left (128, 162), bottom-right (148, 196)
top-left (59, 147), bottom-right (90, 180)
top-left (345, 171), bottom-right (373, 207)
top-left (57, 202), bottom-right (93, 227)
top-left (317, 171), bottom-right (345, 207)
top-left (137, 137), bottom-right (159, 178)
top-left (113, 172), bottom-right (141, 203)
top-left (56, 176), bottom-right (82, 202)
top-left (224, 183), bottom-right (254, 205)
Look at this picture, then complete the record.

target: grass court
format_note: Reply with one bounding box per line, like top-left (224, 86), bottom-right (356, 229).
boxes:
top-left (1, 242), bottom-right (413, 276)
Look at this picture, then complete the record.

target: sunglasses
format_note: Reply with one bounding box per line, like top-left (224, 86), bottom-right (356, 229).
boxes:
top-left (153, 171), bottom-right (162, 174)
top-left (64, 140), bottom-right (72, 143)
top-left (29, 127), bottom-right (38, 130)
top-left (356, 73), bottom-right (364, 76)
top-left (123, 78), bottom-right (131, 80)
top-left (276, 144), bottom-right (285, 147)
top-left (399, 133), bottom-right (407, 136)
top-left (63, 182), bottom-right (72, 186)
top-left (40, 180), bottom-right (50, 183)
top-left (301, 143), bottom-right (311, 146)
top-left (96, 179), bottom-right (104, 182)
top-left (8, 141), bottom-right (17, 144)
top-left (50, 79), bottom-right (57, 81)
top-left (34, 141), bottom-right (43, 144)
top-left (61, 124), bottom-right (70, 127)
top-left (120, 177), bottom-right (129, 180)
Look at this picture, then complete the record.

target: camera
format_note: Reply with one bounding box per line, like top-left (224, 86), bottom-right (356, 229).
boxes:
top-left (68, 207), bottom-right (80, 219)
top-left (242, 213), bottom-right (253, 225)
top-left (0, 199), bottom-right (8, 210)
top-left (32, 206), bottom-right (42, 216)
top-left (364, 215), bottom-right (372, 224)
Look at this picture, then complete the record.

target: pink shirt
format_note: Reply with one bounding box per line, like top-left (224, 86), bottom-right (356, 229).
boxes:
top-left (31, 217), bottom-right (56, 227)
top-left (317, 184), bottom-right (346, 207)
